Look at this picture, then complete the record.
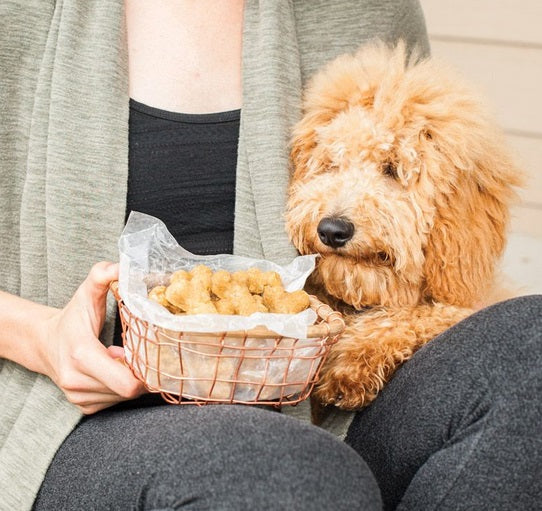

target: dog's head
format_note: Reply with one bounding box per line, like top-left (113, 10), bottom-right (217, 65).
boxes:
top-left (286, 42), bottom-right (523, 309)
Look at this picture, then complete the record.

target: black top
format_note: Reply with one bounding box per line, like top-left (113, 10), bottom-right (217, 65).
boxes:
top-left (127, 99), bottom-right (239, 254)
top-left (112, 101), bottom-right (240, 408)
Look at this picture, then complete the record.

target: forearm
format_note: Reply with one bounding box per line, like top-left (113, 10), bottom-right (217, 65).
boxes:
top-left (0, 289), bottom-right (57, 374)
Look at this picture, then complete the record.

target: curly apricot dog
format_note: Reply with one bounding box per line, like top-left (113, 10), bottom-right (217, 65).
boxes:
top-left (286, 42), bottom-right (523, 412)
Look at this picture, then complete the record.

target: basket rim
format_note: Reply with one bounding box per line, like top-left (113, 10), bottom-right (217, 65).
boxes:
top-left (109, 281), bottom-right (345, 339)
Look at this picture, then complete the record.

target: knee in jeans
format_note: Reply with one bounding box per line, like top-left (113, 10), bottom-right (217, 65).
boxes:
top-left (486, 294), bottom-right (542, 322)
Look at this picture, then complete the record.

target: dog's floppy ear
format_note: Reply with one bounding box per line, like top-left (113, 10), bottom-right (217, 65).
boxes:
top-left (422, 121), bottom-right (523, 307)
top-left (290, 107), bottom-right (335, 181)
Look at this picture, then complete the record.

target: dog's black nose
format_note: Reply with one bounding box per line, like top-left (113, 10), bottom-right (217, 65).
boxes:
top-left (317, 217), bottom-right (355, 248)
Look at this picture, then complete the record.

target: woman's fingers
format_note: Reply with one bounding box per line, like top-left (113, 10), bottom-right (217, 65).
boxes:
top-left (67, 260), bottom-right (140, 400)
top-left (69, 339), bottom-right (144, 399)
top-left (77, 262), bottom-right (119, 334)
top-left (58, 344), bottom-right (145, 413)
top-left (64, 390), bottom-right (134, 413)
top-left (107, 344), bottom-right (126, 360)
top-left (84, 261), bottom-right (119, 300)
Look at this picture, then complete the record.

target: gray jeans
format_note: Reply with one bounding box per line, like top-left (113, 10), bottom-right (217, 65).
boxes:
top-left (347, 294), bottom-right (542, 510)
top-left (33, 402), bottom-right (379, 510)
top-left (34, 296), bottom-right (542, 510)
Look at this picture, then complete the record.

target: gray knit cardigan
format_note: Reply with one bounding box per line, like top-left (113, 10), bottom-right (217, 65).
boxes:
top-left (0, 1), bottom-right (428, 508)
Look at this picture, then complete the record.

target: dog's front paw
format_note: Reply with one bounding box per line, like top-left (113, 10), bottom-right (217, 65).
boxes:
top-left (313, 361), bottom-right (382, 411)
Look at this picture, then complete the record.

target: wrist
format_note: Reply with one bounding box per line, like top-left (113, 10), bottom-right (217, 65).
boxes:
top-left (0, 290), bottom-right (58, 375)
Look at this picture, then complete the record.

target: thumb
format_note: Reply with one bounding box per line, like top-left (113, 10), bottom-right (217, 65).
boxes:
top-left (75, 262), bottom-right (119, 335)
top-left (82, 262), bottom-right (119, 301)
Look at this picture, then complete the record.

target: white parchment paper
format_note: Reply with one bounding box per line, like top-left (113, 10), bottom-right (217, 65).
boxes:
top-left (118, 211), bottom-right (318, 338)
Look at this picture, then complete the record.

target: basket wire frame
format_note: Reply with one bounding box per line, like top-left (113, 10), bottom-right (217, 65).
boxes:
top-left (110, 282), bottom-right (344, 407)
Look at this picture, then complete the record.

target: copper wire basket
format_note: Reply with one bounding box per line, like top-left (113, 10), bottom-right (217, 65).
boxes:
top-left (110, 281), bottom-right (344, 407)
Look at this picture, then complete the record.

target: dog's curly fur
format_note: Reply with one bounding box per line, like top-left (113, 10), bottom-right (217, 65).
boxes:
top-left (286, 42), bottom-right (523, 414)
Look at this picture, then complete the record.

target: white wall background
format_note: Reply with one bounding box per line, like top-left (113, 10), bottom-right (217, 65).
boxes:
top-left (420, 0), bottom-right (542, 295)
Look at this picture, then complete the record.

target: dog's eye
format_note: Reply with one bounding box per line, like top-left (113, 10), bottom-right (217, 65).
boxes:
top-left (381, 161), bottom-right (398, 179)
top-left (423, 130), bottom-right (433, 140)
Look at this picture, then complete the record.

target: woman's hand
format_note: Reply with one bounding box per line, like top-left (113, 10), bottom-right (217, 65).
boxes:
top-left (37, 262), bottom-right (146, 414)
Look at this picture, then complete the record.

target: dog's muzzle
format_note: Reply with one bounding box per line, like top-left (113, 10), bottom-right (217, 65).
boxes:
top-left (317, 217), bottom-right (355, 248)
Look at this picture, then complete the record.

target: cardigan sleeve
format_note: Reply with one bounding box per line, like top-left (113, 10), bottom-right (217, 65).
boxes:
top-left (292, 0), bottom-right (429, 85)
top-left (389, 0), bottom-right (431, 58)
